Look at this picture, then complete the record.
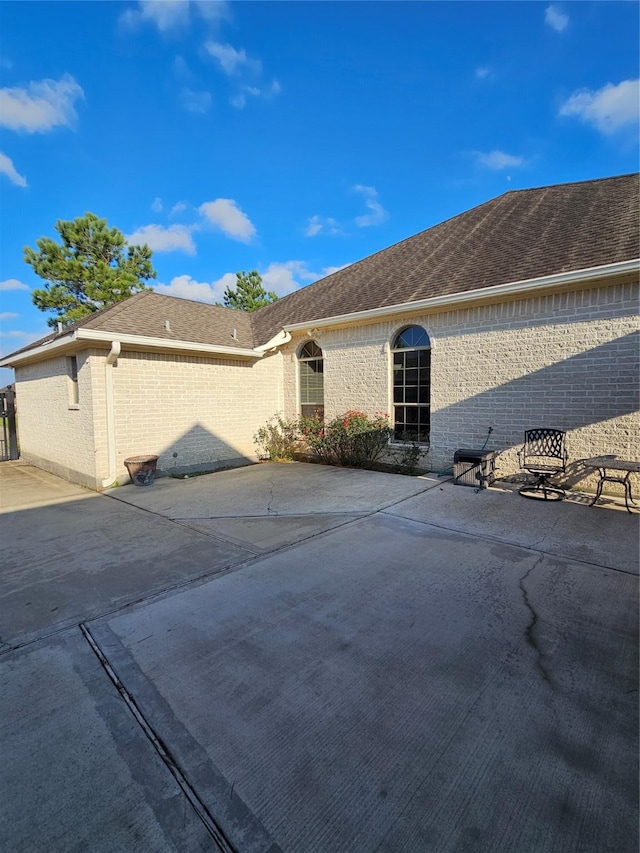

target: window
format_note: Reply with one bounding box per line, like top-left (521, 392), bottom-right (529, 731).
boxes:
top-left (67, 355), bottom-right (79, 407)
top-left (298, 340), bottom-right (324, 420)
top-left (391, 325), bottom-right (430, 443)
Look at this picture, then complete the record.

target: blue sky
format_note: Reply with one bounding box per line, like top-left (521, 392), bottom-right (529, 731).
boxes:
top-left (1, 1), bottom-right (638, 385)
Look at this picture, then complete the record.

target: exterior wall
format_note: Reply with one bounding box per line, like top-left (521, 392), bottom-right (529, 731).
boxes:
top-left (10, 277), bottom-right (639, 496)
top-left (103, 349), bottom-right (283, 483)
top-left (14, 351), bottom-right (100, 488)
top-left (281, 280), bottom-right (639, 489)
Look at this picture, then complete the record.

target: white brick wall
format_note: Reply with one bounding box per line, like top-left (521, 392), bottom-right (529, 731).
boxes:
top-left (14, 352), bottom-right (99, 487)
top-left (13, 278), bottom-right (639, 495)
top-left (280, 280), bottom-right (639, 486)
top-left (106, 349), bottom-right (283, 482)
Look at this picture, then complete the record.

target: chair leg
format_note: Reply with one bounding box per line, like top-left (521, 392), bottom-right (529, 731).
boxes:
top-left (519, 474), bottom-right (565, 501)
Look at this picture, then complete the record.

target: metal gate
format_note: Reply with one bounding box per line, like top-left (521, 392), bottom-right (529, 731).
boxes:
top-left (0, 385), bottom-right (19, 461)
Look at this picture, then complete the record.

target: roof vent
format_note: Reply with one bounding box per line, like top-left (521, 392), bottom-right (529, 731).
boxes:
top-left (232, 328), bottom-right (237, 340)
top-left (164, 320), bottom-right (171, 331)
top-left (57, 322), bottom-right (63, 334)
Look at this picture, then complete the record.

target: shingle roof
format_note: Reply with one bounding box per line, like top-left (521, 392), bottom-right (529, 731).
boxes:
top-left (4, 173), bottom-right (638, 363)
top-left (251, 173), bottom-right (639, 344)
top-left (6, 291), bottom-right (255, 358)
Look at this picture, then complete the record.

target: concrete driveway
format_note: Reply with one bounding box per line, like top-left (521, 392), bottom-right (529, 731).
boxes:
top-left (0, 461), bottom-right (638, 852)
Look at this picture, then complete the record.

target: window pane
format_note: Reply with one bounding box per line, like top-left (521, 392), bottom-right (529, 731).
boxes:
top-left (391, 331), bottom-right (430, 444)
top-left (393, 325), bottom-right (430, 349)
top-left (300, 341), bottom-right (323, 359)
top-left (302, 404), bottom-right (324, 421)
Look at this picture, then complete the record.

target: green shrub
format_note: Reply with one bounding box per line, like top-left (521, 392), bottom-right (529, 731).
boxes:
top-left (302, 410), bottom-right (393, 469)
top-left (392, 437), bottom-right (422, 475)
top-left (254, 415), bottom-right (300, 461)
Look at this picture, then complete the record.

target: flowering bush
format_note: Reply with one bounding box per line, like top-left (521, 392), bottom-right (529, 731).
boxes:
top-left (254, 415), bottom-right (300, 461)
top-left (301, 410), bottom-right (393, 468)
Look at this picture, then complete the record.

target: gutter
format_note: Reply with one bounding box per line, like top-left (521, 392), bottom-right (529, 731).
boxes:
top-left (254, 329), bottom-right (292, 353)
top-left (101, 341), bottom-right (121, 489)
top-left (282, 259), bottom-right (640, 334)
top-left (0, 328), bottom-right (263, 368)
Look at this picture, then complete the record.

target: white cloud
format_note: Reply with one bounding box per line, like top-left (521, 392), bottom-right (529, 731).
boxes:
top-left (475, 150), bottom-right (525, 170)
top-left (0, 329), bottom-right (35, 339)
top-left (122, 1), bottom-right (229, 33)
top-left (120, 0), bottom-right (190, 33)
top-left (171, 201), bottom-right (187, 215)
top-left (230, 79), bottom-right (281, 108)
top-left (204, 40), bottom-right (260, 75)
top-left (179, 87), bottom-right (212, 113)
top-left (260, 261), bottom-right (350, 295)
top-left (198, 199), bottom-right (256, 242)
top-left (353, 185), bottom-right (388, 227)
top-left (0, 152), bottom-right (27, 187)
top-left (545, 5), bottom-right (569, 33)
top-left (305, 215), bottom-right (342, 237)
top-left (127, 223), bottom-right (197, 254)
top-left (154, 273), bottom-right (232, 304)
top-left (259, 261), bottom-right (315, 297)
top-left (0, 312), bottom-right (19, 321)
top-left (0, 74), bottom-right (84, 133)
top-left (321, 264), bottom-right (350, 278)
top-left (0, 278), bottom-right (29, 291)
top-left (151, 197), bottom-right (163, 212)
top-left (559, 79), bottom-right (640, 135)
top-left (194, 0), bottom-right (229, 24)
top-left (475, 67), bottom-right (490, 80)
top-left (155, 260), bottom-right (352, 306)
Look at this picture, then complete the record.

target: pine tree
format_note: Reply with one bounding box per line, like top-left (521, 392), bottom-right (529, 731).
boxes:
top-left (223, 270), bottom-right (278, 312)
top-left (25, 212), bottom-right (157, 328)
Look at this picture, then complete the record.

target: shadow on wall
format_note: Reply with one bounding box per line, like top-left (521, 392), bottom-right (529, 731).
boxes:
top-left (119, 422), bottom-right (256, 484)
top-left (433, 332), bottom-right (639, 482)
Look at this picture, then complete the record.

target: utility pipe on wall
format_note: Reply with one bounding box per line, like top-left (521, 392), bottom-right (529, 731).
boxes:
top-left (101, 341), bottom-right (121, 489)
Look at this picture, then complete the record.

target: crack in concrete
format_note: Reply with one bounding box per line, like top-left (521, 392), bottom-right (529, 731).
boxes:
top-left (265, 475), bottom-right (278, 516)
top-left (519, 556), bottom-right (553, 686)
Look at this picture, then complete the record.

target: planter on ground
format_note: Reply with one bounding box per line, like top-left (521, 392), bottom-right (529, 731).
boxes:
top-left (124, 455), bottom-right (158, 486)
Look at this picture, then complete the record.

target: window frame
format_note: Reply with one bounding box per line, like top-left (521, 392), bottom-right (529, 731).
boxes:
top-left (298, 340), bottom-right (324, 421)
top-left (390, 325), bottom-right (431, 445)
top-left (66, 355), bottom-right (80, 408)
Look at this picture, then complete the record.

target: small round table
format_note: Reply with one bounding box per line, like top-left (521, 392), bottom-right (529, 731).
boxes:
top-left (585, 456), bottom-right (640, 513)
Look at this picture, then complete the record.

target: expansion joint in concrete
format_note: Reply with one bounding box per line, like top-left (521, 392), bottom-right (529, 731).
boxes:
top-left (79, 622), bottom-right (238, 853)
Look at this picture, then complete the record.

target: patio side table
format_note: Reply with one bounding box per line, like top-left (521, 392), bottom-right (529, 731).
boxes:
top-left (585, 456), bottom-right (640, 513)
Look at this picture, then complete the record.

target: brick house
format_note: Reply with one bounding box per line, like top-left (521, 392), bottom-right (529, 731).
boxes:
top-left (2, 173), bottom-right (638, 490)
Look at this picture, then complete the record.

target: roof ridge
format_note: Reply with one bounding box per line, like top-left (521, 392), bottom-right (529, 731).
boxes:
top-left (146, 291), bottom-right (232, 311)
top-left (503, 172), bottom-right (639, 196)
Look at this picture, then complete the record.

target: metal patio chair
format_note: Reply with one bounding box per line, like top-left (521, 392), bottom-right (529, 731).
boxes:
top-left (518, 428), bottom-right (568, 501)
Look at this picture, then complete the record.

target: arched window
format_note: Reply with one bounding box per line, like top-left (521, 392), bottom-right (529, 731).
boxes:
top-left (391, 325), bottom-right (430, 443)
top-left (299, 340), bottom-right (324, 421)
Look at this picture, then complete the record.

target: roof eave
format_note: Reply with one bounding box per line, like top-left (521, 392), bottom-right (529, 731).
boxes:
top-left (282, 259), bottom-right (640, 334)
top-left (0, 328), bottom-right (264, 368)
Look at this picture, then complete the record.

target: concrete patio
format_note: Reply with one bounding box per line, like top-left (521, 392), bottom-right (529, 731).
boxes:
top-left (0, 461), bottom-right (638, 852)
